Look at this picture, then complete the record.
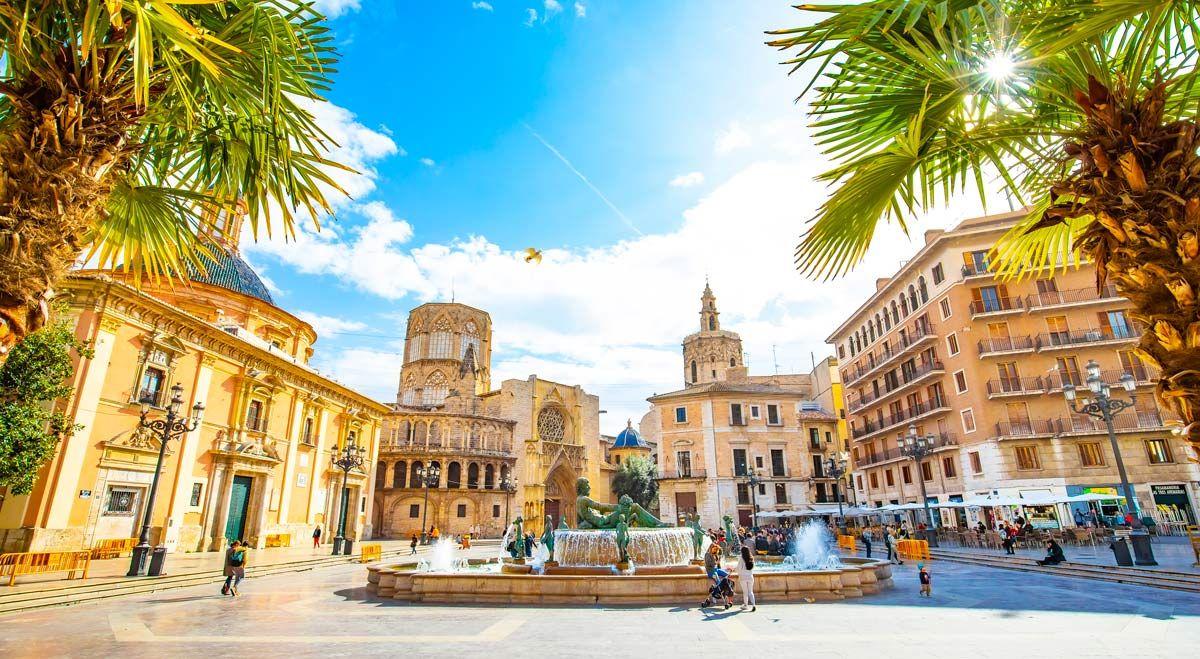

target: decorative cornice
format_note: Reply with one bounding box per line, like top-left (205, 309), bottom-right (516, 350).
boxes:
top-left (63, 275), bottom-right (389, 418)
top-left (98, 316), bottom-right (124, 333)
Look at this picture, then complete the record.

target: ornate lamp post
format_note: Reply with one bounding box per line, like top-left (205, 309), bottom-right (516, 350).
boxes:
top-left (742, 468), bottom-right (763, 529)
top-left (824, 452), bottom-right (850, 531)
top-left (330, 442), bottom-right (366, 556)
top-left (416, 462), bottom-right (441, 545)
top-left (1063, 359), bottom-right (1156, 565)
top-left (500, 473), bottom-right (519, 535)
top-left (128, 383), bottom-right (204, 577)
top-left (899, 424), bottom-right (938, 546)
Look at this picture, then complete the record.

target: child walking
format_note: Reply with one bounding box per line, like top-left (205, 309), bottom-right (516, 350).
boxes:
top-left (918, 562), bottom-right (932, 597)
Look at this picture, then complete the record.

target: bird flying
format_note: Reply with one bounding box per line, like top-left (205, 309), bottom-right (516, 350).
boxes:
top-left (524, 248), bottom-right (543, 264)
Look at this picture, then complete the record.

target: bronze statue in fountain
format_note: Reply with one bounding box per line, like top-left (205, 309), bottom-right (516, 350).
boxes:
top-left (574, 477), bottom-right (667, 529)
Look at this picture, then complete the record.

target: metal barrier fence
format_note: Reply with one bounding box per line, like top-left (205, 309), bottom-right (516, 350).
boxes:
top-left (0, 550), bottom-right (92, 586)
top-left (360, 543), bottom-right (382, 563)
top-left (897, 539), bottom-right (930, 561)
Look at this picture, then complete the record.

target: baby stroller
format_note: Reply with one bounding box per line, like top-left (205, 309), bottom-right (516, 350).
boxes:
top-left (701, 568), bottom-right (734, 609)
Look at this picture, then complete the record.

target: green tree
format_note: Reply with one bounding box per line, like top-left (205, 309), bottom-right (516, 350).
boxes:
top-left (0, 322), bottom-right (91, 494)
top-left (0, 1), bottom-right (347, 354)
top-left (769, 1), bottom-right (1200, 458)
top-left (612, 456), bottom-right (659, 511)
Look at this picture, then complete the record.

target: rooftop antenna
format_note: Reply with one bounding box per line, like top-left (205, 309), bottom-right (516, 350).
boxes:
top-left (450, 276), bottom-right (456, 303)
top-left (772, 345), bottom-right (780, 375)
top-left (810, 351), bottom-right (816, 370)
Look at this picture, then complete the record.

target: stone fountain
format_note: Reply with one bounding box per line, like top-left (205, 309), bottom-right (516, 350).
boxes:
top-left (366, 478), bottom-right (893, 604)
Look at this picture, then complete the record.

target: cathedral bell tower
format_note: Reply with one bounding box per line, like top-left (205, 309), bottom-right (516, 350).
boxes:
top-left (681, 281), bottom-right (744, 387)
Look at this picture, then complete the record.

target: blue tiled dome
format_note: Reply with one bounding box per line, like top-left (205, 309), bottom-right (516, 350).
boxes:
top-left (187, 246), bottom-right (274, 304)
top-left (613, 420), bottom-right (647, 449)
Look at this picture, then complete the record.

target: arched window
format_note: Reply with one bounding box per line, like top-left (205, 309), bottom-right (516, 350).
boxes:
top-left (708, 316), bottom-right (716, 331)
top-left (429, 421), bottom-right (443, 447)
top-left (883, 311), bottom-right (891, 330)
top-left (375, 461), bottom-right (387, 489)
top-left (900, 294), bottom-right (909, 316)
top-left (891, 301), bottom-right (899, 324)
top-left (484, 464), bottom-right (495, 489)
top-left (469, 423), bottom-right (481, 448)
top-left (447, 462), bottom-right (462, 488)
top-left (414, 421), bottom-right (428, 444)
top-left (908, 285), bottom-right (918, 311)
top-left (918, 276), bottom-right (928, 303)
top-left (428, 316), bottom-right (454, 359)
top-left (409, 461), bottom-right (423, 487)
top-left (500, 464), bottom-right (511, 483)
top-left (422, 371), bottom-right (448, 406)
top-left (868, 324), bottom-right (875, 342)
top-left (394, 460), bottom-right (407, 488)
top-left (729, 357), bottom-right (736, 367)
top-left (460, 320), bottom-right (481, 362)
top-left (467, 463), bottom-right (480, 489)
top-left (690, 360), bottom-right (697, 383)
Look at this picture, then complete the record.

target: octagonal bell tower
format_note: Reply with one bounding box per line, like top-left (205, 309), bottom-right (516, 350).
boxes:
top-left (681, 282), bottom-right (743, 387)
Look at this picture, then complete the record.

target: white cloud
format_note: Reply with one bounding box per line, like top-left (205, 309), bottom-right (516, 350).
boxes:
top-left (311, 0), bottom-right (361, 19)
top-left (471, 1), bottom-right (494, 11)
top-left (574, 2), bottom-right (586, 18)
top-left (296, 99), bottom-right (402, 205)
top-left (544, 0), bottom-right (563, 19)
top-left (248, 156), bottom-right (953, 430)
top-left (669, 172), bottom-right (705, 188)
top-left (715, 121), bottom-right (752, 154)
top-left (419, 157), bottom-right (437, 167)
top-left (295, 311), bottom-right (368, 337)
top-left (524, 8), bottom-right (538, 26)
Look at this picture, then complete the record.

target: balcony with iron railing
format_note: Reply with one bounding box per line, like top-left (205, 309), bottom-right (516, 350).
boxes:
top-left (842, 321), bottom-right (938, 385)
top-left (1026, 285), bottom-right (1122, 311)
top-left (846, 360), bottom-right (946, 412)
top-left (1046, 366), bottom-right (1159, 391)
top-left (977, 335), bottom-right (1036, 357)
top-left (993, 419), bottom-right (1058, 439)
top-left (854, 432), bottom-right (959, 468)
top-left (851, 396), bottom-right (952, 440)
top-left (1055, 411), bottom-right (1166, 436)
top-left (961, 262), bottom-right (993, 279)
top-left (657, 468), bottom-right (707, 480)
top-left (969, 295), bottom-right (1025, 318)
top-left (1035, 324), bottom-right (1143, 351)
top-left (985, 376), bottom-right (1046, 398)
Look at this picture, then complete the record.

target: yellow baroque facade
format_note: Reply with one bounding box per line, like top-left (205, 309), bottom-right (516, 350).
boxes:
top-left (375, 303), bottom-right (611, 539)
top-left (0, 231), bottom-right (388, 554)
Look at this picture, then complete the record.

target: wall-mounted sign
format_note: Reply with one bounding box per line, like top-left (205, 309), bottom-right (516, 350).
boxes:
top-left (78, 489), bottom-right (92, 499)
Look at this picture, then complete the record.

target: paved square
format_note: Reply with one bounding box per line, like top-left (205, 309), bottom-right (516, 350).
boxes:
top-left (1, 557), bottom-right (1196, 658)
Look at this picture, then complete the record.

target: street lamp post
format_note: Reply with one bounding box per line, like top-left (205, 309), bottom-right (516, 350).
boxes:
top-left (127, 383), bottom-right (204, 577)
top-left (899, 424), bottom-right (938, 546)
top-left (742, 468), bottom-right (762, 529)
top-left (330, 442), bottom-right (366, 556)
top-left (824, 452), bottom-right (850, 532)
top-left (500, 473), bottom-right (519, 534)
top-left (1063, 359), bottom-right (1156, 565)
top-left (416, 463), bottom-right (441, 545)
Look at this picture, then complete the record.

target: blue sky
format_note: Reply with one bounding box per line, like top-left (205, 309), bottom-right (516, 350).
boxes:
top-left (242, 1), bottom-right (991, 433)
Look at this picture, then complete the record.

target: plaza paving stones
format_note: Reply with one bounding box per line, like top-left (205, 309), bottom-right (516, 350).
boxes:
top-left (1, 558), bottom-right (1196, 658)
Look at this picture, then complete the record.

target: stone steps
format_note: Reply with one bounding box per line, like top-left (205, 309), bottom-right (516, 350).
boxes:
top-left (0, 549), bottom-right (409, 615)
top-left (929, 549), bottom-right (1200, 593)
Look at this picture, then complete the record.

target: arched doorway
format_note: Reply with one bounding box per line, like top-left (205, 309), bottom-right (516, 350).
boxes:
top-left (543, 463), bottom-right (578, 530)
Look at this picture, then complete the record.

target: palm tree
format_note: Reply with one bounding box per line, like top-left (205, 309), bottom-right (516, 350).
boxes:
top-left (0, 1), bottom-right (347, 353)
top-left (769, 1), bottom-right (1200, 458)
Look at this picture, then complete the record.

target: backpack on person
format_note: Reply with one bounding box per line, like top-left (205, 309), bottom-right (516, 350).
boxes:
top-left (230, 549), bottom-right (245, 567)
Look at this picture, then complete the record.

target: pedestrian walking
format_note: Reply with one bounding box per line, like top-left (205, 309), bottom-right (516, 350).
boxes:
top-left (410, 533), bottom-right (419, 555)
top-left (312, 525), bottom-right (322, 548)
top-left (860, 528), bottom-right (873, 558)
top-left (222, 540), bottom-right (247, 596)
top-left (1001, 525), bottom-right (1017, 555)
top-left (885, 527), bottom-right (903, 565)
top-left (738, 544), bottom-right (756, 611)
top-left (918, 562), bottom-right (932, 597)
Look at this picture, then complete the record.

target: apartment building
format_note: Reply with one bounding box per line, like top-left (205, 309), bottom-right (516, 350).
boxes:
top-left (827, 211), bottom-right (1200, 530)
top-left (647, 284), bottom-right (841, 529)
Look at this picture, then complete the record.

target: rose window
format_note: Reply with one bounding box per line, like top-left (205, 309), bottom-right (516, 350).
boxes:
top-left (537, 407), bottom-right (566, 442)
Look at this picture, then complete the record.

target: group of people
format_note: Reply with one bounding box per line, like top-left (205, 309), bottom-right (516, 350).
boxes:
top-left (859, 523), bottom-right (911, 564)
top-left (221, 540), bottom-right (249, 596)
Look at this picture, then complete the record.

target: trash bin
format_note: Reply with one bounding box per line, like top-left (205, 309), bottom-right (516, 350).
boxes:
top-left (1109, 538), bottom-right (1133, 567)
top-left (147, 546), bottom-right (168, 576)
top-left (342, 539), bottom-right (355, 556)
top-left (1129, 533), bottom-right (1158, 566)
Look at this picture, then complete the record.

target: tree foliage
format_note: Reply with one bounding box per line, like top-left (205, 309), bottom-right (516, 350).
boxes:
top-left (0, 322), bottom-right (91, 494)
top-left (611, 455), bottom-right (659, 510)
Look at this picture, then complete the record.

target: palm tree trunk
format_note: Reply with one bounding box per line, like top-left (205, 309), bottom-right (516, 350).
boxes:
top-left (0, 59), bottom-right (132, 356)
top-left (1063, 77), bottom-right (1200, 460)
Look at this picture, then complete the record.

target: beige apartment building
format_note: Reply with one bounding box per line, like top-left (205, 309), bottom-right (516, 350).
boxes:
top-left (647, 285), bottom-right (842, 529)
top-left (828, 211), bottom-right (1200, 530)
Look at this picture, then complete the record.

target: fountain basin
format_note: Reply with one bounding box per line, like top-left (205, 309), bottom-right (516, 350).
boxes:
top-left (553, 527), bottom-right (694, 567)
top-left (367, 557), bottom-right (892, 605)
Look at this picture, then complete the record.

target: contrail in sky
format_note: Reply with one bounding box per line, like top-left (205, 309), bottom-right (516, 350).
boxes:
top-left (521, 122), bottom-right (643, 236)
